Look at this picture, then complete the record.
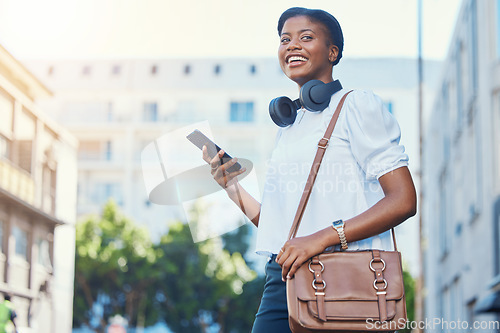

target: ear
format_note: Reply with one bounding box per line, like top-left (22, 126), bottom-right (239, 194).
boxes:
top-left (329, 45), bottom-right (339, 64)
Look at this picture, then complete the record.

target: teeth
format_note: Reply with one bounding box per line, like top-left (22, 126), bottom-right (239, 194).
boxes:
top-left (288, 56), bottom-right (307, 63)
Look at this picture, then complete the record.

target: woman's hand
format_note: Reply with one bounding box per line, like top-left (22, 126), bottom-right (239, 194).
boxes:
top-left (275, 231), bottom-right (332, 282)
top-left (202, 145), bottom-right (246, 189)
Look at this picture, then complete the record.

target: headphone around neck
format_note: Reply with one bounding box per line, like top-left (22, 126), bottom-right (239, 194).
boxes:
top-left (269, 79), bottom-right (343, 127)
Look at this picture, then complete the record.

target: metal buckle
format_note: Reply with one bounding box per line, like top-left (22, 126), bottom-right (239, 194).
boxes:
top-left (317, 138), bottom-right (329, 149)
top-left (369, 258), bottom-right (386, 272)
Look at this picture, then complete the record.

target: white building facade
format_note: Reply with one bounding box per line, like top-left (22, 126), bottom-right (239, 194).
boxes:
top-left (422, 0), bottom-right (500, 331)
top-left (0, 45), bottom-right (78, 333)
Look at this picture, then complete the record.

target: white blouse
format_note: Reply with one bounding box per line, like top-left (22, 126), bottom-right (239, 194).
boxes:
top-left (255, 89), bottom-right (409, 256)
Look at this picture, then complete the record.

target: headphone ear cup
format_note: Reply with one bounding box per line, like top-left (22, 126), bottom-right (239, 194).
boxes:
top-left (269, 96), bottom-right (297, 127)
top-left (299, 79), bottom-right (330, 112)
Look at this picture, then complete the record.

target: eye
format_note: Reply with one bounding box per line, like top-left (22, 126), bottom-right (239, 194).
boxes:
top-left (301, 35), bottom-right (313, 41)
top-left (280, 37), bottom-right (290, 44)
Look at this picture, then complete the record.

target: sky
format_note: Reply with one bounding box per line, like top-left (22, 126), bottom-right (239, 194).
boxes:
top-left (0, 0), bottom-right (462, 61)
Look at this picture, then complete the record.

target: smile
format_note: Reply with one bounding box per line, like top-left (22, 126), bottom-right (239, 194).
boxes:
top-left (287, 56), bottom-right (308, 64)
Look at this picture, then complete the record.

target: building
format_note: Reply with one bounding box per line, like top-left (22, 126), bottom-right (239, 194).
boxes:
top-left (422, 0), bottom-right (500, 331)
top-left (23, 57), bottom-right (441, 274)
top-left (0, 45), bottom-right (78, 332)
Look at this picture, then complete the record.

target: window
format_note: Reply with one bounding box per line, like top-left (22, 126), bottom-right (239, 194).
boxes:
top-left (107, 102), bottom-right (113, 122)
top-left (455, 43), bottom-right (464, 130)
top-left (250, 64), bottom-right (257, 75)
top-left (91, 183), bottom-right (123, 206)
top-left (105, 141), bottom-right (112, 161)
top-left (442, 83), bottom-right (451, 161)
top-left (111, 65), bottom-right (121, 75)
top-left (230, 102), bottom-right (254, 122)
top-left (79, 141), bottom-right (113, 161)
top-left (469, 0), bottom-right (478, 93)
top-left (467, 115), bottom-right (481, 222)
top-left (439, 169), bottom-right (449, 257)
top-left (184, 65), bottom-right (191, 75)
top-left (0, 89), bottom-right (14, 135)
top-left (143, 102), bottom-right (158, 122)
top-left (151, 65), bottom-right (158, 75)
top-left (494, 197), bottom-right (500, 277)
top-left (451, 278), bottom-right (463, 321)
top-left (466, 299), bottom-right (477, 331)
top-left (18, 140), bottom-right (33, 173)
top-left (0, 135), bottom-right (8, 159)
top-left (442, 286), bottom-right (450, 323)
top-left (12, 226), bottom-right (27, 260)
top-left (82, 66), bottom-right (91, 76)
top-left (37, 238), bottom-right (52, 268)
top-left (42, 163), bottom-right (57, 214)
top-left (214, 64), bottom-right (221, 75)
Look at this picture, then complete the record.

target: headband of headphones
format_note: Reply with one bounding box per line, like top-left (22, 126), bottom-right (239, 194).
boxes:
top-left (269, 80), bottom-right (342, 127)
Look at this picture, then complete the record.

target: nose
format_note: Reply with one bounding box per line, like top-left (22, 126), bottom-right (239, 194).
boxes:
top-left (287, 37), bottom-right (301, 51)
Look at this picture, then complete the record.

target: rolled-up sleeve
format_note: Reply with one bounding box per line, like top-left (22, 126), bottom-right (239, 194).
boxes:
top-left (345, 90), bottom-right (409, 180)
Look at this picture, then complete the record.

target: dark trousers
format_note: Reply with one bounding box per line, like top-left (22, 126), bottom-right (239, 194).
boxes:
top-left (251, 256), bottom-right (291, 332)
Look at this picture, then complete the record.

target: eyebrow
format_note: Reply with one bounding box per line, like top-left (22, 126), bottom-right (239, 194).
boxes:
top-left (281, 28), bottom-right (315, 36)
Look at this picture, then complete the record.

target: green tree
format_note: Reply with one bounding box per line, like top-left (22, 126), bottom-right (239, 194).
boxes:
top-left (150, 221), bottom-right (258, 332)
top-left (73, 200), bottom-right (160, 332)
top-left (401, 268), bottom-right (416, 333)
top-left (73, 201), bottom-right (263, 332)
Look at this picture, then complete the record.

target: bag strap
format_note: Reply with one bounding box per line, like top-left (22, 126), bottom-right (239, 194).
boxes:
top-left (286, 90), bottom-right (398, 252)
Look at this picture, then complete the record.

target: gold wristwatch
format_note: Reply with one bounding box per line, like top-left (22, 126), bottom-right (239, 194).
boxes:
top-left (332, 219), bottom-right (348, 250)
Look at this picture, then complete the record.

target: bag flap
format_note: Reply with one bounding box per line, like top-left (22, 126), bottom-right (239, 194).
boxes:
top-left (293, 250), bottom-right (404, 302)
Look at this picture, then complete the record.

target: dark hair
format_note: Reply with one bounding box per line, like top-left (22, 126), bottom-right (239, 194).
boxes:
top-left (277, 7), bottom-right (344, 66)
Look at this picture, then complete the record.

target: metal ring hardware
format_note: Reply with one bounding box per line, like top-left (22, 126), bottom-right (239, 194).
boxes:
top-left (312, 280), bottom-right (326, 290)
top-left (373, 279), bottom-right (388, 290)
top-left (317, 138), bottom-right (329, 149)
top-left (308, 260), bottom-right (325, 273)
top-left (369, 258), bottom-right (386, 272)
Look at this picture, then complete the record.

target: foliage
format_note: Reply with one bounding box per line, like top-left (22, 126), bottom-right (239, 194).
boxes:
top-left (73, 200), bottom-right (160, 331)
top-left (401, 268), bottom-right (416, 333)
top-left (73, 200), bottom-right (263, 332)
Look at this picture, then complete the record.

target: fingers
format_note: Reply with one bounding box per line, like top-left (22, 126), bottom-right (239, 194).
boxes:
top-left (276, 247), bottom-right (304, 282)
top-left (276, 241), bottom-right (311, 281)
top-left (203, 146), bottom-right (246, 188)
top-left (202, 145), bottom-right (211, 163)
top-left (202, 145), bottom-right (223, 168)
top-left (286, 259), bottom-right (304, 281)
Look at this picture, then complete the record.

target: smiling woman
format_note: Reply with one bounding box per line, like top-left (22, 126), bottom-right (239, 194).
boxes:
top-left (201, 6), bottom-right (417, 333)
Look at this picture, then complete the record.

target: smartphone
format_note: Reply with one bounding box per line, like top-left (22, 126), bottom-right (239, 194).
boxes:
top-left (186, 129), bottom-right (242, 173)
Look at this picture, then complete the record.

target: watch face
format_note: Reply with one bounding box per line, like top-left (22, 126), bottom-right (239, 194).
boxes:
top-left (333, 220), bottom-right (343, 228)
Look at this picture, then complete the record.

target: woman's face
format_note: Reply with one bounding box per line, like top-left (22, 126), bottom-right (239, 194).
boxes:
top-left (278, 15), bottom-right (338, 88)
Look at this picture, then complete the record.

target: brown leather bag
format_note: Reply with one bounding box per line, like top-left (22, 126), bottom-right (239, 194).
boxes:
top-left (286, 91), bottom-right (407, 332)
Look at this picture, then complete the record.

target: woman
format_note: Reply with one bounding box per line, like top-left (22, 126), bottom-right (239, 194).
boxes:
top-left (203, 7), bottom-right (416, 332)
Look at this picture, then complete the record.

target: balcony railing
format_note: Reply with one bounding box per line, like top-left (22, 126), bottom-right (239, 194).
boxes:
top-left (0, 158), bottom-right (35, 205)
